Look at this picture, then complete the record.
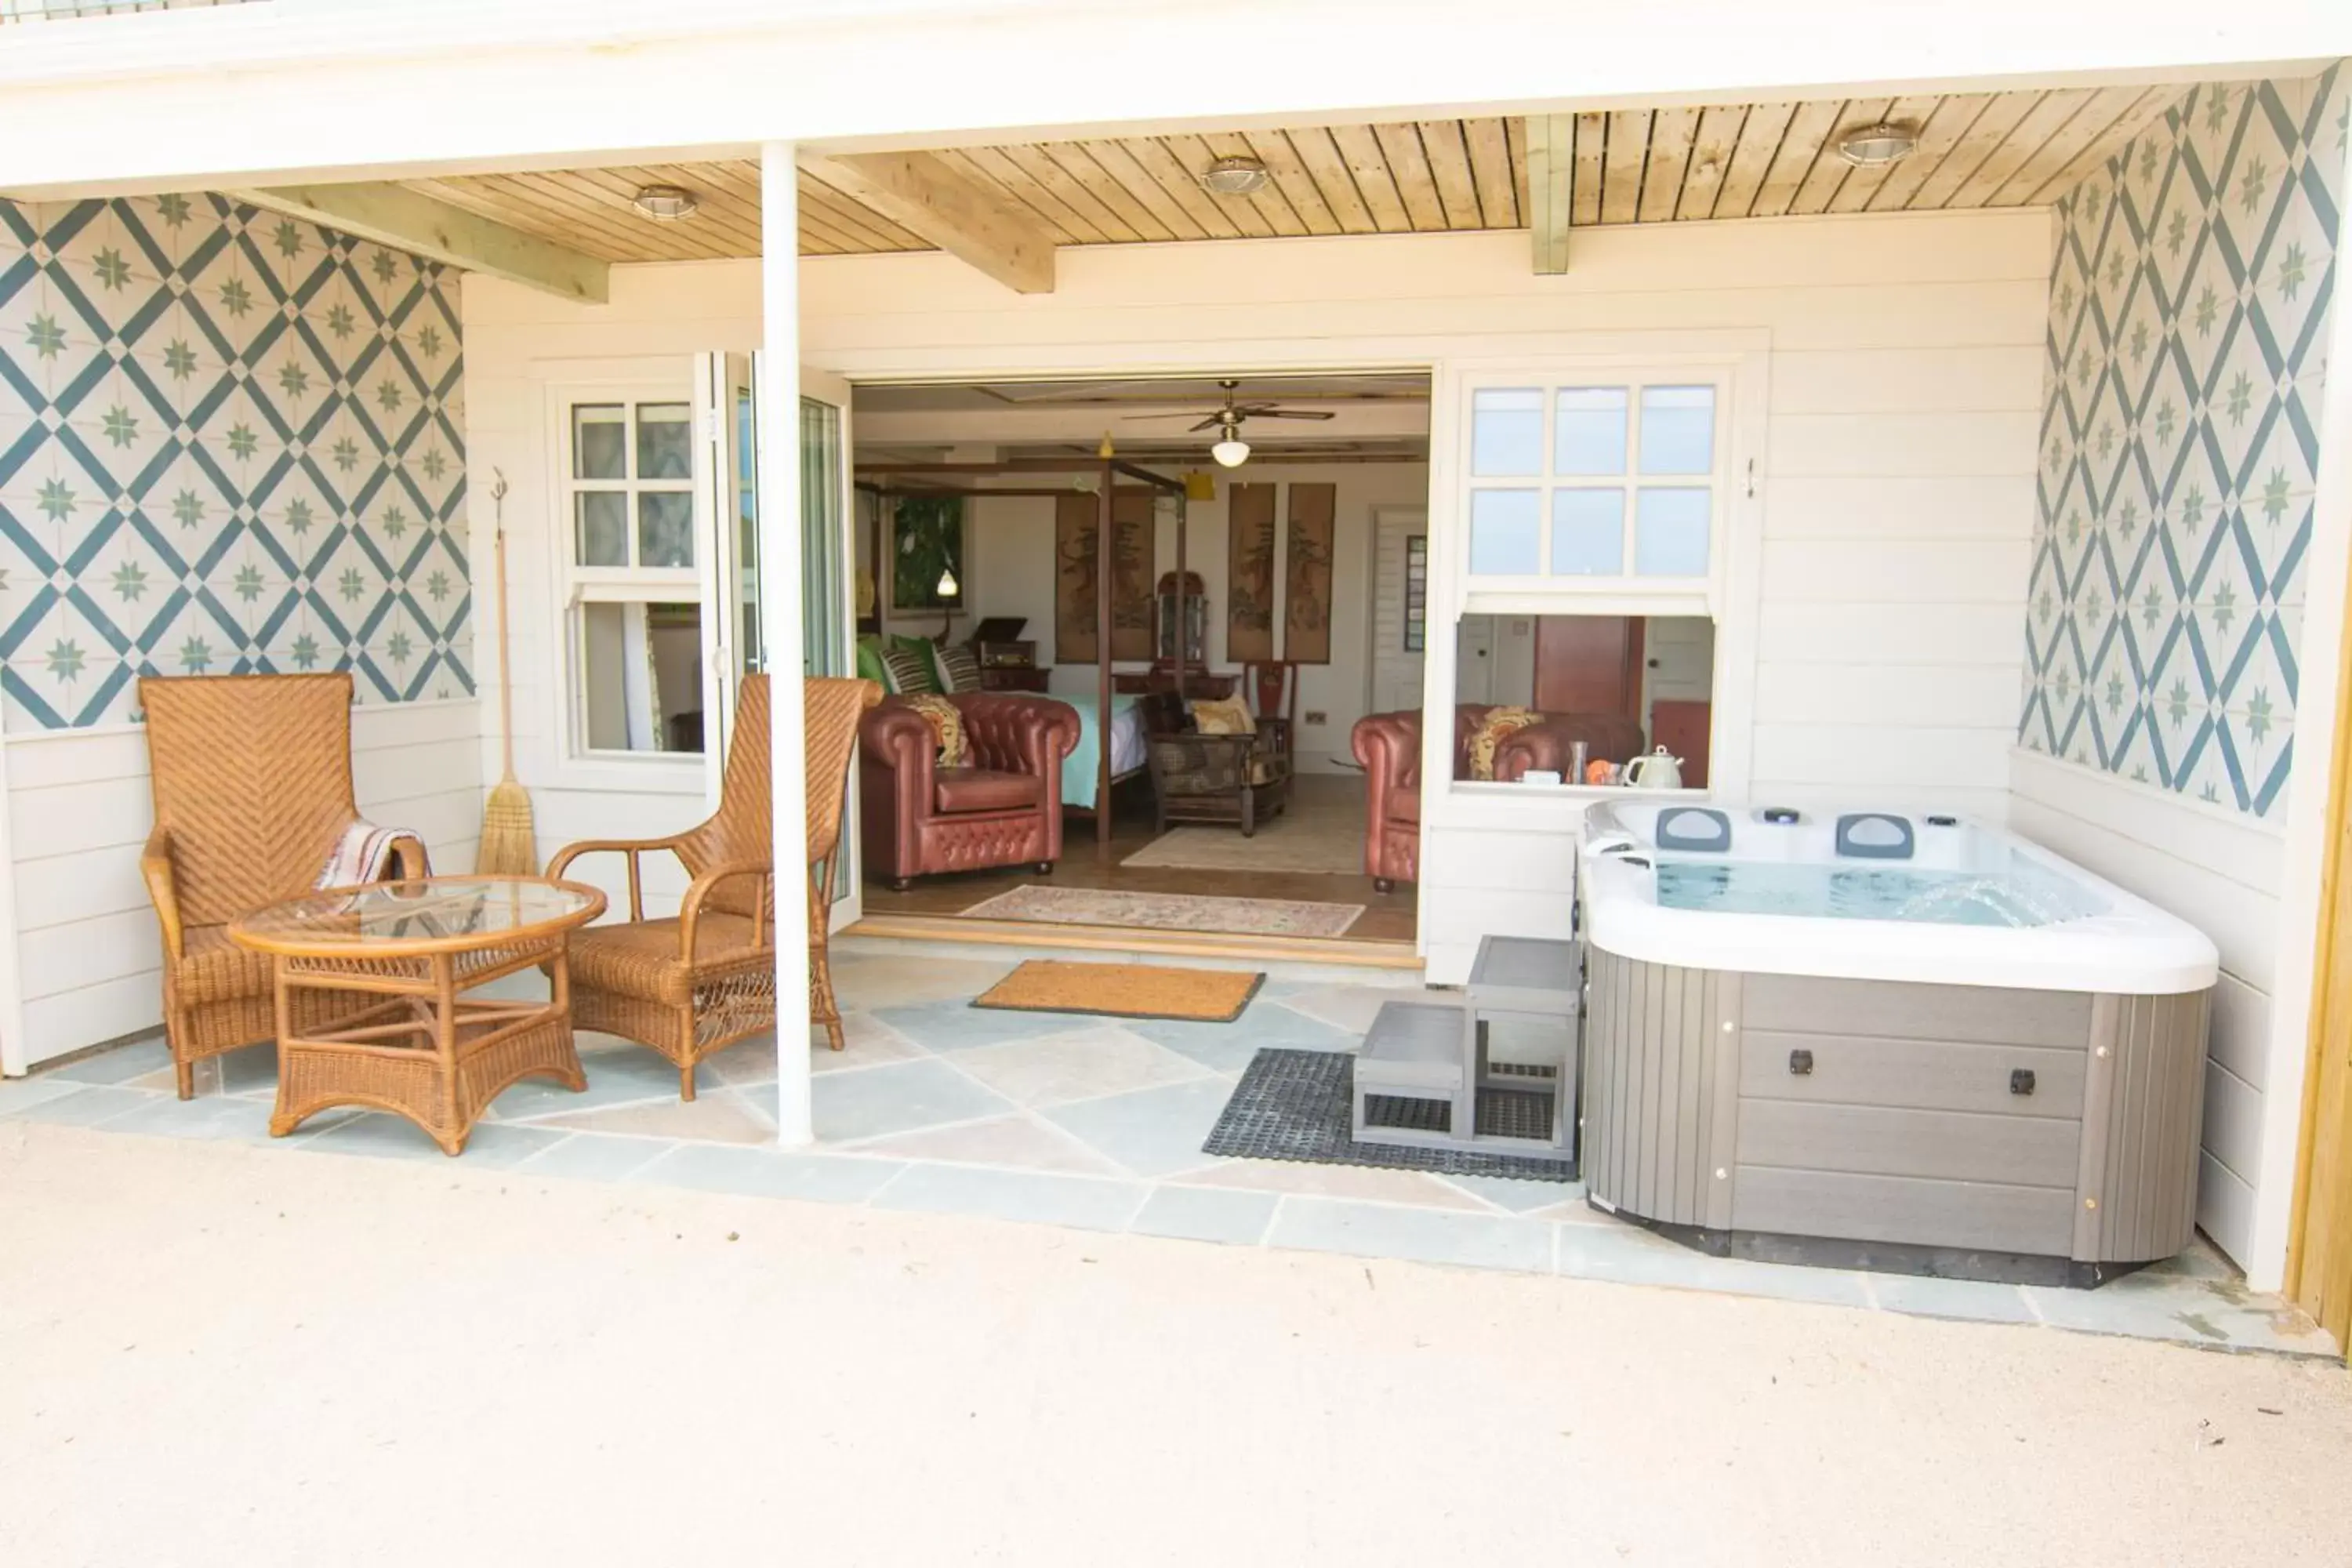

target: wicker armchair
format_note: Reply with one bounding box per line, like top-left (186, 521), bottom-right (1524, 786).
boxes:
top-left (139, 673), bottom-right (429, 1099)
top-left (550, 674), bottom-right (880, 1098)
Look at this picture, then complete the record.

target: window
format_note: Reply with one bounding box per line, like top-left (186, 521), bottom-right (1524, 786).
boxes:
top-left (561, 397), bottom-right (703, 757)
top-left (1403, 535), bottom-right (1428, 652)
top-left (1454, 612), bottom-right (1715, 788)
top-left (1463, 376), bottom-right (1725, 590)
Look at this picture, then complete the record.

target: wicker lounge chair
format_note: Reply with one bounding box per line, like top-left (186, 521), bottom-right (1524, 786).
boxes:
top-left (551, 674), bottom-right (880, 1098)
top-left (139, 673), bottom-right (430, 1099)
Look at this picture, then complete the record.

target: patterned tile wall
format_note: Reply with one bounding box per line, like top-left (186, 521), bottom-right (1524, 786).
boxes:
top-left (2021, 68), bottom-right (2346, 819)
top-left (0, 194), bottom-right (470, 731)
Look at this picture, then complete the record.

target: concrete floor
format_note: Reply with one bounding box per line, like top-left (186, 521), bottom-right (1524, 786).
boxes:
top-left (2, 1120), bottom-right (2350, 1568)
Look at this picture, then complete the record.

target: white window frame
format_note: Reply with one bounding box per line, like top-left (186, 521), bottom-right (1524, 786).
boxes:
top-left (1423, 343), bottom-right (1769, 822)
top-left (545, 377), bottom-right (709, 790)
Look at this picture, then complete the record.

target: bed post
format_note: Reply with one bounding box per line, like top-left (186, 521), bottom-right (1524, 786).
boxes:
top-left (1097, 443), bottom-right (1115, 849)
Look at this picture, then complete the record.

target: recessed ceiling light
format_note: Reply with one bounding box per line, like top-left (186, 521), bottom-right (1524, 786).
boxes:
top-left (633, 184), bottom-right (699, 220)
top-left (1200, 155), bottom-right (1270, 197)
top-left (1835, 122), bottom-right (1918, 168)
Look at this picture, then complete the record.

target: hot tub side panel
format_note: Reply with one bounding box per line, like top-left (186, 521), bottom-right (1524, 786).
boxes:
top-left (1581, 953), bottom-right (1738, 1232)
top-left (1581, 949), bottom-right (2210, 1268)
top-left (2076, 991), bottom-right (2210, 1264)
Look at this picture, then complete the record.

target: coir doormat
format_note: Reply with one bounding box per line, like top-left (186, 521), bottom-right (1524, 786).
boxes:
top-left (971, 960), bottom-right (1264, 1023)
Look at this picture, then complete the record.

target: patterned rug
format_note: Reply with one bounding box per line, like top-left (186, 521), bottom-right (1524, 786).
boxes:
top-left (1203, 1049), bottom-right (1576, 1181)
top-left (1119, 806), bottom-right (1363, 876)
top-left (958, 885), bottom-right (1364, 938)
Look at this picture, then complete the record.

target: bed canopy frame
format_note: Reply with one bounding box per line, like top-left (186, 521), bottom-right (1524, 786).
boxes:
top-left (855, 449), bottom-right (1191, 848)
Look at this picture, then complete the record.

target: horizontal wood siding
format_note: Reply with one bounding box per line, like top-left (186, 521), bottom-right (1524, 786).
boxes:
top-left (5, 700), bottom-right (484, 1065)
top-left (2009, 746), bottom-right (2273, 1264)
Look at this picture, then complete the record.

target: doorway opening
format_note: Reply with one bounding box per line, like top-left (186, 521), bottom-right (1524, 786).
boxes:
top-left (837, 372), bottom-right (1432, 956)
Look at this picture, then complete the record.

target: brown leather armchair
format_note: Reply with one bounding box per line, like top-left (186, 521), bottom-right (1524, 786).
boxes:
top-left (860, 693), bottom-right (1081, 890)
top-left (1352, 705), bottom-right (1647, 890)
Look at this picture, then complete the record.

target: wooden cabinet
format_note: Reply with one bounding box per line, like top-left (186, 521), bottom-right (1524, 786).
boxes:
top-left (1650, 699), bottom-right (1711, 788)
top-left (979, 666), bottom-right (1051, 693)
top-left (1534, 615), bottom-right (1644, 719)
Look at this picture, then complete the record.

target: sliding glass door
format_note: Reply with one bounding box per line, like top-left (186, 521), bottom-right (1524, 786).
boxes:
top-left (693, 354), bottom-right (862, 928)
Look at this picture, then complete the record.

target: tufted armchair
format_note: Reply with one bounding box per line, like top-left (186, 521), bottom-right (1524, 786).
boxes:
top-left (1352, 705), bottom-right (1647, 890)
top-left (859, 693), bottom-right (1081, 890)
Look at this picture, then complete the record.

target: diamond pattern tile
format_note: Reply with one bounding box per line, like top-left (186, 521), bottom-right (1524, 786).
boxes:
top-left (0, 194), bottom-right (470, 731)
top-left (2022, 70), bottom-right (2344, 818)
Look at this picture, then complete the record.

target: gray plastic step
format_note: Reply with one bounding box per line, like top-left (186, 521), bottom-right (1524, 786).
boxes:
top-left (1352, 1000), bottom-right (1469, 1093)
top-left (1467, 934), bottom-right (1581, 1016)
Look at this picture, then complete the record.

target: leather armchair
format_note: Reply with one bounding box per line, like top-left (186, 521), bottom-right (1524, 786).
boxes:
top-left (860, 693), bottom-right (1081, 889)
top-left (1352, 705), bottom-right (1648, 890)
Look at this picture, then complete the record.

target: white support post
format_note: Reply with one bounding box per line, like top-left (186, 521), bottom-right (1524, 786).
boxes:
top-left (757, 143), bottom-right (814, 1148)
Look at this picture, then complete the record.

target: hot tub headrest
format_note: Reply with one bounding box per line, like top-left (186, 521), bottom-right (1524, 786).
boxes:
top-left (1654, 806), bottom-right (1733, 854)
top-left (1835, 812), bottom-right (1916, 860)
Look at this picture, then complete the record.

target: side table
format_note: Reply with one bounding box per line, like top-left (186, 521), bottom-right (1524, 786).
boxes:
top-left (230, 875), bottom-right (607, 1155)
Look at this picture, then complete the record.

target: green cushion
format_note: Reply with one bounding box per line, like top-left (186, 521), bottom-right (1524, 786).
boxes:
top-left (855, 638), bottom-right (891, 690)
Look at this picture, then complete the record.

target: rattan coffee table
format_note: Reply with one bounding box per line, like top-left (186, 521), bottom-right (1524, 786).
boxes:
top-left (230, 876), bottom-right (607, 1155)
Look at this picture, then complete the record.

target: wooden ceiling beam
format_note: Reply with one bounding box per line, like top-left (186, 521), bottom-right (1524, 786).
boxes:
top-left (800, 151), bottom-right (1056, 293)
top-left (1524, 114), bottom-right (1573, 274)
top-left (226, 180), bottom-right (608, 303)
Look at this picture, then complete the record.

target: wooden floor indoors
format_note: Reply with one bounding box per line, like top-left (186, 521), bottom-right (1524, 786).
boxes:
top-left (855, 773), bottom-right (1416, 946)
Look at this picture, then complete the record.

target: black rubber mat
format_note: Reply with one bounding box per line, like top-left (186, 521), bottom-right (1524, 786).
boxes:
top-left (1201, 1049), bottom-right (1576, 1182)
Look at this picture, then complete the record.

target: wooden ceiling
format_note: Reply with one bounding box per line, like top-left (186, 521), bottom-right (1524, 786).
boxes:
top-left (409, 83), bottom-right (2186, 264)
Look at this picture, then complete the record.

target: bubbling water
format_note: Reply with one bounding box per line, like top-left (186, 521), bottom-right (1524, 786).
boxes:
top-left (1653, 858), bottom-right (2100, 927)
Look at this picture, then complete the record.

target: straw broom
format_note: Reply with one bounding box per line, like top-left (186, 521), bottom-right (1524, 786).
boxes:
top-left (475, 468), bottom-right (539, 874)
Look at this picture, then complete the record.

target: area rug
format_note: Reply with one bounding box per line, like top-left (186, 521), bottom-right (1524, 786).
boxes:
top-left (1119, 810), bottom-right (1363, 876)
top-left (1202, 1048), bottom-right (1576, 1181)
top-left (958, 885), bottom-right (1363, 938)
top-left (972, 960), bottom-right (1264, 1023)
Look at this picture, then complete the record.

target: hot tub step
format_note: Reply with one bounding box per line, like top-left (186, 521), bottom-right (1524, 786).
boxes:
top-left (1352, 1000), bottom-right (1468, 1093)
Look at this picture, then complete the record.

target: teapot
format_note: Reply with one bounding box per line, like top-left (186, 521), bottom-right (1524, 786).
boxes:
top-left (1623, 746), bottom-right (1684, 790)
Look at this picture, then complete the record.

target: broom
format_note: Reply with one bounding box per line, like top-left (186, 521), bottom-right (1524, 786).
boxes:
top-left (475, 468), bottom-right (539, 874)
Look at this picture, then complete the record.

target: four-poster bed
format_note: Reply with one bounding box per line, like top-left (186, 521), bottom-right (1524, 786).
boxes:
top-left (855, 450), bottom-right (1196, 848)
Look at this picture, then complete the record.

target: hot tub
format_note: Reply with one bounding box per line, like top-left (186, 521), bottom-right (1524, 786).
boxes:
top-left (1575, 803), bottom-right (2220, 1286)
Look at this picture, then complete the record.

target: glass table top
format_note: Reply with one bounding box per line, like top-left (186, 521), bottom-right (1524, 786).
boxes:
top-left (232, 877), bottom-right (604, 952)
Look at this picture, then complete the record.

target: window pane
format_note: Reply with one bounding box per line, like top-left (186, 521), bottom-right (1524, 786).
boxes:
top-left (636, 401), bottom-right (693, 481)
top-left (1551, 488), bottom-right (1625, 575)
top-left (1635, 487), bottom-right (1711, 575)
top-left (1640, 386), bottom-right (1715, 475)
top-left (1554, 387), bottom-right (1628, 475)
top-left (575, 492), bottom-right (626, 566)
top-left (1468, 489), bottom-right (1541, 575)
top-left (572, 405), bottom-right (626, 480)
top-left (1470, 388), bottom-right (1544, 477)
top-left (580, 601), bottom-right (704, 753)
top-left (637, 490), bottom-right (695, 568)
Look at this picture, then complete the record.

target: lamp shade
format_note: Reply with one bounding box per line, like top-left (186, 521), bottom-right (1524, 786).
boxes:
top-left (1210, 437), bottom-right (1250, 469)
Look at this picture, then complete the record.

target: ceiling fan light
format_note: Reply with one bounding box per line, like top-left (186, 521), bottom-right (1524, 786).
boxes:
top-left (1835, 122), bottom-right (1917, 168)
top-left (1210, 436), bottom-right (1250, 468)
top-left (632, 183), bottom-right (700, 220)
top-left (1200, 156), bottom-right (1270, 197)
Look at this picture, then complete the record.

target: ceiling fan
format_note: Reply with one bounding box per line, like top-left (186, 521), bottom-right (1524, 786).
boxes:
top-left (1122, 378), bottom-right (1334, 468)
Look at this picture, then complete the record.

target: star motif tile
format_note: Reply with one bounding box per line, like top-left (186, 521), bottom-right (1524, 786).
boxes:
top-left (0, 194), bottom-right (470, 730)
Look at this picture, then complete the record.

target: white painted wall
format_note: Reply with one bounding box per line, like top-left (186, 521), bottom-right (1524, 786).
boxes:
top-left (465, 212), bottom-right (2047, 981)
top-left (2, 700), bottom-right (482, 1067)
top-left (2007, 750), bottom-right (2279, 1264)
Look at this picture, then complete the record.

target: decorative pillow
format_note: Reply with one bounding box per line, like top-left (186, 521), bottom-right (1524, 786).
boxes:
top-left (1190, 694), bottom-right (1255, 735)
top-left (855, 636), bottom-right (891, 691)
top-left (879, 641), bottom-right (938, 695)
top-left (1467, 706), bottom-right (1543, 780)
top-left (901, 693), bottom-right (969, 768)
top-left (927, 640), bottom-right (983, 693)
